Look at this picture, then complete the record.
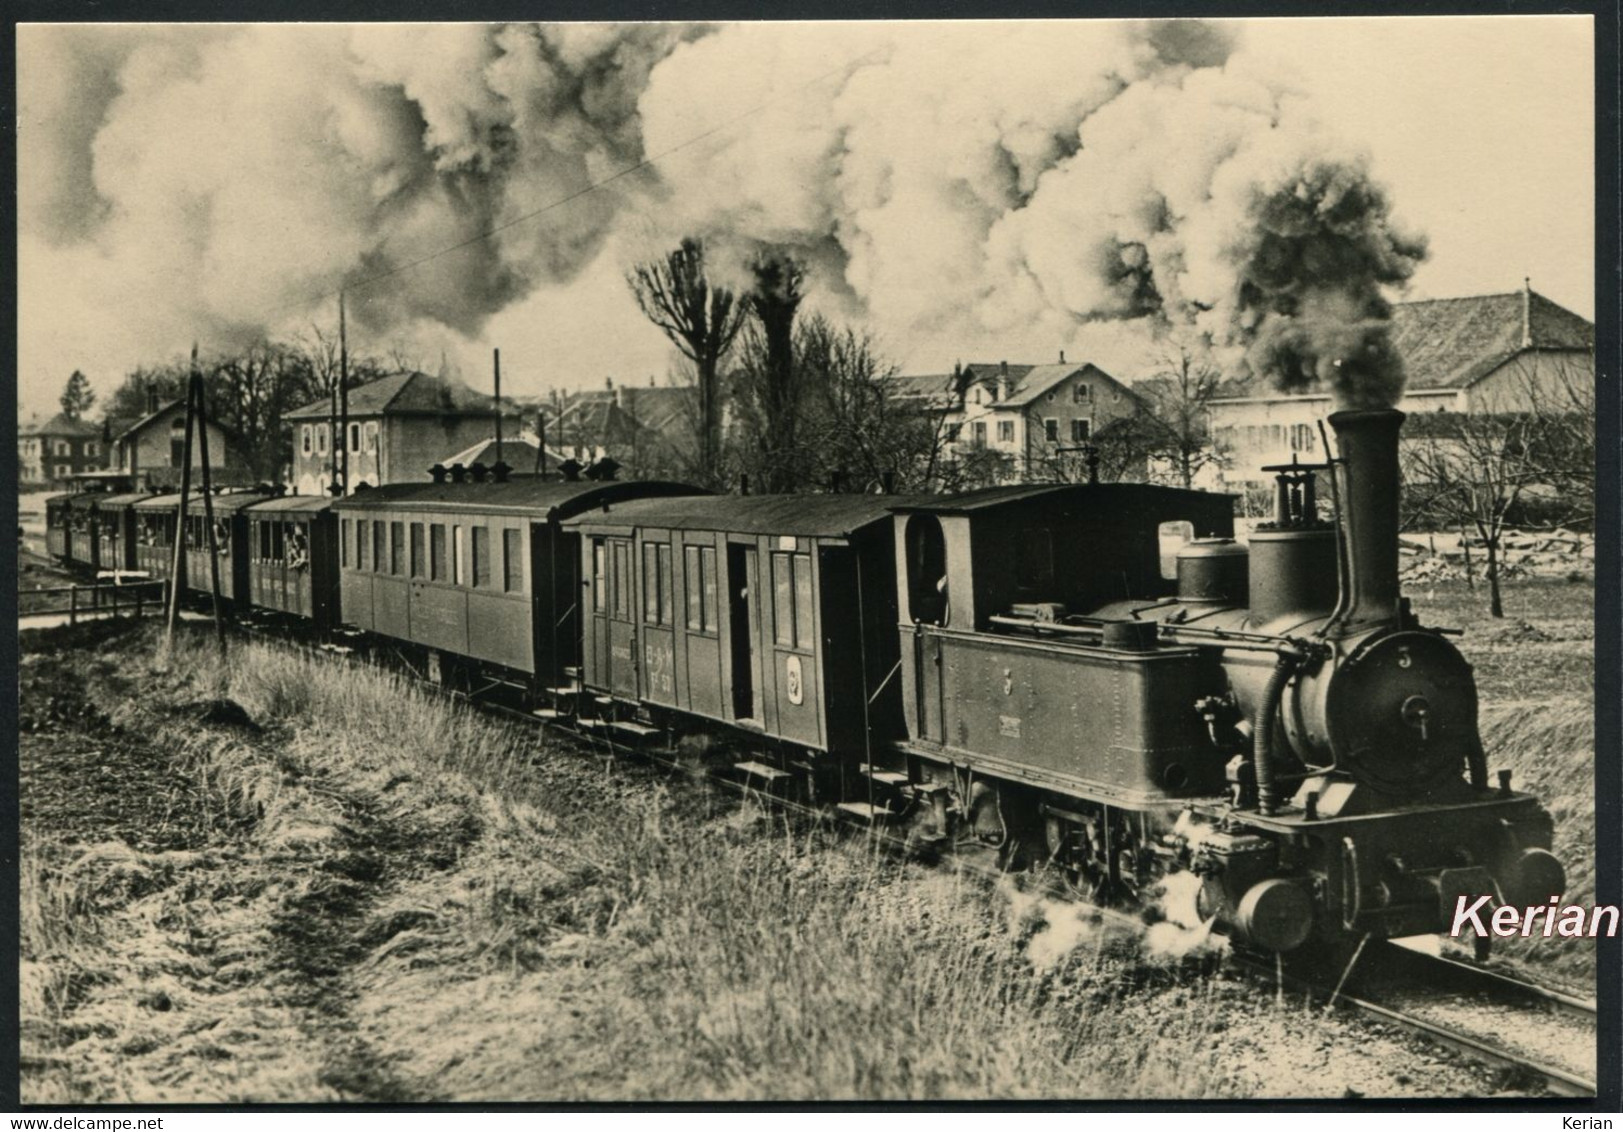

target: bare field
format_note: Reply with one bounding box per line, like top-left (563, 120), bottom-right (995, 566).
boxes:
top-left (18, 590), bottom-right (1593, 1102)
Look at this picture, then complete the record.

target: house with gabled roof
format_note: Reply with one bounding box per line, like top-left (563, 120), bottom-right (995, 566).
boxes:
top-left (285, 371), bottom-right (525, 495)
top-left (1208, 283), bottom-right (1596, 489)
top-left (106, 393), bottom-right (248, 491)
top-left (19, 412), bottom-right (105, 489)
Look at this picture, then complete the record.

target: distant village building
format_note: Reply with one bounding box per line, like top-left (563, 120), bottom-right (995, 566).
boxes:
top-left (890, 357), bottom-right (1153, 484)
top-left (18, 413), bottom-right (104, 489)
top-left (285, 371), bottom-right (524, 495)
top-left (1209, 285), bottom-right (1595, 490)
top-left (539, 379), bottom-right (694, 478)
top-left (108, 394), bottom-right (246, 491)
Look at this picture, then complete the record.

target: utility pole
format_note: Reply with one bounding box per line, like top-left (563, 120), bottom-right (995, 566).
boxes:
top-left (192, 359), bottom-right (227, 654)
top-left (339, 289), bottom-right (350, 496)
top-left (164, 353), bottom-right (199, 647)
top-left (536, 410), bottom-right (547, 477)
top-left (493, 348), bottom-right (503, 469)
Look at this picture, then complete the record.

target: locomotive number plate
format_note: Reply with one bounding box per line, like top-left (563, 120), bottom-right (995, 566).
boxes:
top-left (999, 714), bottom-right (1022, 738)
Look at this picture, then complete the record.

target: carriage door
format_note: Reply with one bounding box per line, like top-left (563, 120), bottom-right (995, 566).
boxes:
top-left (727, 542), bottom-right (758, 723)
top-left (602, 537), bottom-right (639, 699)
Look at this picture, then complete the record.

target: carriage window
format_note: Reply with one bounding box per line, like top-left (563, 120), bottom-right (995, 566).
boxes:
top-left (700, 547), bottom-right (718, 633)
top-left (410, 522), bottom-right (425, 578)
top-left (390, 522), bottom-right (405, 576)
top-left (430, 524), bottom-right (445, 581)
top-left (372, 521), bottom-right (385, 573)
top-left (793, 555), bottom-right (814, 649)
top-left (260, 522), bottom-right (272, 561)
top-left (643, 542), bottom-right (673, 625)
top-left (593, 540), bottom-right (606, 612)
top-left (472, 526), bottom-right (490, 587)
top-left (1158, 520), bottom-right (1195, 581)
top-left (340, 519), bottom-right (349, 568)
top-left (271, 520), bottom-right (285, 560)
top-left (503, 529), bottom-right (524, 593)
top-left (453, 526), bottom-right (465, 585)
top-left (771, 551), bottom-right (815, 650)
top-left (356, 519), bottom-right (368, 571)
top-left (1014, 527), bottom-right (1055, 592)
top-left (684, 545), bottom-right (718, 631)
top-left (612, 542), bottom-right (633, 616)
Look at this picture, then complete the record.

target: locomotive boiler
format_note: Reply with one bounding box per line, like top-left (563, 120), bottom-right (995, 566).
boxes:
top-left (892, 408), bottom-right (1564, 954)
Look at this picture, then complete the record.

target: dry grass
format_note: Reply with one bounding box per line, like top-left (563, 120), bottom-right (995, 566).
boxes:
top-left (20, 619), bottom-right (1559, 1101)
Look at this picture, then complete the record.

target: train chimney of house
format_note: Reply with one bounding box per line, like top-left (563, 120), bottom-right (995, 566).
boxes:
top-left (1522, 277), bottom-right (1534, 348)
top-left (146, 385), bottom-right (159, 414)
top-left (1328, 408), bottom-right (1406, 635)
top-left (429, 463), bottom-right (448, 484)
top-left (559, 458), bottom-right (583, 482)
top-left (997, 361), bottom-right (1010, 402)
top-left (469, 462), bottom-right (490, 483)
top-left (1058, 349), bottom-right (1065, 364)
top-left (449, 463), bottom-right (468, 484)
top-left (491, 461), bottom-right (512, 483)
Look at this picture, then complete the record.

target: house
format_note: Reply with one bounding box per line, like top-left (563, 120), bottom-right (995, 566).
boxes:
top-left (1209, 284), bottom-right (1595, 489)
top-left (18, 413), bottom-right (105, 489)
top-left (540, 380), bottom-right (696, 479)
top-left (892, 357), bottom-right (1151, 484)
top-left (108, 394), bottom-right (246, 491)
top-left (285, 371), bottom-right (525, 495)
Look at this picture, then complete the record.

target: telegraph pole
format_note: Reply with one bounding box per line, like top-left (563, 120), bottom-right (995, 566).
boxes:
top-left (339, 289), bottom-right (350, 495)
top-left (164, 353), bottom-right (198, 647)
top-left (493, 348), bottom-right (503, 469)
top-left (192, 359), bottom-right (227, 653)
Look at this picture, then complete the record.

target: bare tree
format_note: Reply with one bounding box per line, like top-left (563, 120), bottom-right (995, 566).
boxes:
top-left (1137, 339), bottom-right (1228, 488)
top-left (740, 252), bottom-right (806, 492)
top-left (627, 238), bottom-right (747, 488)
top-left (1401, 364), bottom-right (1592, 618)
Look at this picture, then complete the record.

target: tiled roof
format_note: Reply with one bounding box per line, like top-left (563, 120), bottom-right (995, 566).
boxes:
top-left (286, 372), bottom-right (522, 421)
top-left (20, 412), bottom-right (100, 438)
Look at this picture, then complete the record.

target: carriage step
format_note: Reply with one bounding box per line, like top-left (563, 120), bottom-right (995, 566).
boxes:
top-left (530, 707), bottom-right (567, 720)
top-left (594, 695), bottom-right (615, 707)
top-left (858, 765), bottom-right (912, 787)
top-left (836, 801), bottom-right (896, 823)
top-left (733, 760), bottom-right (792, 783)
top-left (545, 684), bottom-right (581, 697)
top-left (562, 665), bottom-right (581, 679)
top-left (609, 720), bottom-right (660, 738)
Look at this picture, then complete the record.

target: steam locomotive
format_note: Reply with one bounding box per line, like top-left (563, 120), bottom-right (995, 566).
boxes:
top-left (44, 406), bottom-right (1563, 955)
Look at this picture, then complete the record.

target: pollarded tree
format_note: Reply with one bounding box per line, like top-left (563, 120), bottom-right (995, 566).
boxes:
top-left (627, 238), bottom-right (747, 488)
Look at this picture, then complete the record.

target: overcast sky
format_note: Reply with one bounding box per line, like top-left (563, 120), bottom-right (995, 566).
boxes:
top-left (16, 16), bottom-right (1596, 420)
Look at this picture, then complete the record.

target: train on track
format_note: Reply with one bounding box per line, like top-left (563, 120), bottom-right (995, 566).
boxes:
top-left (44, 406), bottom-right (1565, 956)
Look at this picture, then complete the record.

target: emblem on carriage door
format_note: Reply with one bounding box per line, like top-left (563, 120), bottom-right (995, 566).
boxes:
top-left (786, 655), bottom-right (804, 705)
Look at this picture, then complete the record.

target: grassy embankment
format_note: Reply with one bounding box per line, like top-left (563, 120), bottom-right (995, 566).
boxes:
top-left (23, 618), bottom-right (1525, 1101)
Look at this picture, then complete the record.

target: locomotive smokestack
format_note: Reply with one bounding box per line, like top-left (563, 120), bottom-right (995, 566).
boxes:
top-left (1328, 408), bottom-right (1405, 634)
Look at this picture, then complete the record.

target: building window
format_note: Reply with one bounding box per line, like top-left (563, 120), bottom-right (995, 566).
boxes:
top-left (997, 420), bottom-right (1014, 444)
top-left (453, 525), bottom-right (465, 585)
top-left (972, 388), bottom-right (982, 405)
top-left (410, 522), bottom-right (425, 578)
top-left (771, 552), bottom-right (815, 650)
top-left (54, 464), bottom-right (70, 479)
top-left (317, 425), bottom-right (329, 457)
top-left (1071, 419), bottom-right (1091, 442)
top-left (301, 425), bottom-right (312, 455)
top-left (1290, 424), bottom-right (1316, 453)
top-left (684, 545), bottom-right (718, 633)
top-left (503, 528), bottom-right (524, 593)
top-left (1074, 383), bottom-right (1090, 402)
top-left (945, 424), bottom-right (961, 442)
top-left (53, 440), bottom-right (70, 457)
top-left (1044, 419), bottom-right (1058, 443)
top-left (84, 441), bottom-right (99, 458)
top-left (973, 421), bottom-right (987, 446)
top-left (365, 421), bottom-right (379, 452)
top-left (390, 521), bottom-right (405, 576)
top-left (430, 524), bottom-right (445, 581)
top-left (472, 527), bottom-right (490, 587)
top-left (349, 424), bottom-right (360, 452)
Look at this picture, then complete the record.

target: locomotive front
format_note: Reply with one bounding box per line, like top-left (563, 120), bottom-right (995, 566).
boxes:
top-left (1168, 408), bottom-right (1565, 953)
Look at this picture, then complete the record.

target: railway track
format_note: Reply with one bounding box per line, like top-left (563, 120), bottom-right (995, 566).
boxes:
top-left (45, 604), bottom-right (1602, 1098)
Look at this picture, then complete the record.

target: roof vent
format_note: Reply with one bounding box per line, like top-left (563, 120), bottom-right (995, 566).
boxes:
top-left (491, 461), bottom-right (512, 484)
top-left (274, 483), bottom-right (288, 497)
top-left (469, 462), bottom-right (490, 483)
top-left (429, 463), bottom-right (448, 484)
top-left (585, 457), bottom-right (620, 482)
top-left (558, 458), bottom-right (583, 483)
top-left (449, 463), bottom-right (468, 484)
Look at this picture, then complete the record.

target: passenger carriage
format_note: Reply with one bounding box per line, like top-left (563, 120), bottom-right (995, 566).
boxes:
top-left (44, 495), bottom-right (72, 560)
top-left (64, 493), bottom-right (101, 570)
top-left (244, 495), bottom-right (341, 629)
top-left (132, 493), bottom-right (182, 580)
top-left (561, 494), bottom-right (921, 789)
top-left (131, 489), bottom-right (270, 600)
top-left (93, 493), bottom-right (159, 576)
top-left (331, 476), bottom-right (700, 694)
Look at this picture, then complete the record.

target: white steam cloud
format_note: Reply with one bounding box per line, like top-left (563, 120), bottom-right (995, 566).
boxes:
top-left (20, 19), bottom-right (1424, 405)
